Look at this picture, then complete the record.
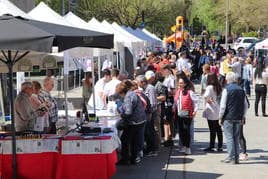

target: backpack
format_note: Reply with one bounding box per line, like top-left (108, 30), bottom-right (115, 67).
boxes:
top-left (140, 92), bottom-right (152, 114)
top-left (134, 90), bottom-right (152, 114)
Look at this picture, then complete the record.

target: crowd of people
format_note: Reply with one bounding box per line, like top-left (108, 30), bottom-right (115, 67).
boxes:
top-left (86, 45), bottom-right (267, 165)
top-left (13, 42), bottom-right (268, 166)
top-left (14, 77), bottom-right (58, 134)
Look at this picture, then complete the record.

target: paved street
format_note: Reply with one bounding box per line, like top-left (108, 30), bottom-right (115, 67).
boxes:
top-left (112, 91), bottom-right (268, 179)
top-left (52, 84), bottom-right (268, 179)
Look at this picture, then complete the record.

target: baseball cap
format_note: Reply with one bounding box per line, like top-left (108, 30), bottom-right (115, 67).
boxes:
top-left (145, 70), bottom-right (155, 80)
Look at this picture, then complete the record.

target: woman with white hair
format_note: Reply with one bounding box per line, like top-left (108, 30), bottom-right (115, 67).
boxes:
top-left (14, 82), bottom-right (45, 132)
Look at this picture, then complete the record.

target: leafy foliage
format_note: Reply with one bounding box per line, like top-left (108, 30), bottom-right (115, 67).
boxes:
top-left (190, 0), bottom-right (268, 35)
top-left (242, 31), bottom-right (258, 38)
top-left (34, 0), bottom-right (64, 14)
top-left (34, 0), bottom-right (268, 36)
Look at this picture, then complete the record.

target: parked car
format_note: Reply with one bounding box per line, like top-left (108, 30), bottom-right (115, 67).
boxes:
top-left (246, 39), bottom-right (263, 53)
top-left (233, 37), bottom-right (259, 52)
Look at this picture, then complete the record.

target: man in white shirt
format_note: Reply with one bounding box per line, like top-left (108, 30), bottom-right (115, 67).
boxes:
top-left (176, 51), bottom-right (192, 76)
top-left (103, 68), bottom-right (121, 102)
top-left (88, 69), bottom-right (111, 109)
top-left (102, 57), bottom-right (112, 71)
top-left (229, 57), bottom-right (242, 79)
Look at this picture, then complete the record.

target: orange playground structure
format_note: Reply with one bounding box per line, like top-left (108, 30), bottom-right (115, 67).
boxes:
top-left (165, 16), bottom-right (189, 49)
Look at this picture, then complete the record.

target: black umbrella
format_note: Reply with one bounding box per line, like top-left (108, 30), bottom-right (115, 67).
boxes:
top-left (0, 14), bottom-right (114, 179)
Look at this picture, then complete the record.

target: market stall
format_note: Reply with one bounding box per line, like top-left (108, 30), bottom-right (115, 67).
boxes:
top-left (0, 132), bottom-right (119, 179)
top-left (0, 13), bottom-right (114, 179)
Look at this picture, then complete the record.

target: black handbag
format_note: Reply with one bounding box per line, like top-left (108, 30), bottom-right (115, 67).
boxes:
top-left (177, 110), bottom-right (190, 118)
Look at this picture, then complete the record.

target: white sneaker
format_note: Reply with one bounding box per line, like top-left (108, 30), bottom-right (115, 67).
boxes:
top-left (139, 150), bottom-right (143, 158)
top-left (185, 148), bottom-right (191, 155)
top-left (239, 153), bottom-right (248, 161)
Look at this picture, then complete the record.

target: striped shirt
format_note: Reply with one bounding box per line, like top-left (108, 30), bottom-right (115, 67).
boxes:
top-left (39, 90), bottom-right (58, 123)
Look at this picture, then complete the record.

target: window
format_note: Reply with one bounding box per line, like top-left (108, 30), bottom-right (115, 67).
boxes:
top-left (243, 39), bottom-right (255, 43)
top-left (235, 39), bottom-right (242, 43)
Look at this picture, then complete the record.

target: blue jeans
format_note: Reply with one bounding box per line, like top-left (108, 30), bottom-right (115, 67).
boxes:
top-left (243, 79), bottom-right (251, 96)
top-left (223, 120), bottom-right (240, 161)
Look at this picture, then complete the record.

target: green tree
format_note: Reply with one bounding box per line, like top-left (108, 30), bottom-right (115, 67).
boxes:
top-left (189, 0), bottom-right (223, 34)
top-left (76, 0), bottom-right (189, 37)
top-left (34, 0), bottom-right (67, 15)
top-left (34, 0), bottom-right (192, 37)
top-left (218, 0), bottom-right (268, 33)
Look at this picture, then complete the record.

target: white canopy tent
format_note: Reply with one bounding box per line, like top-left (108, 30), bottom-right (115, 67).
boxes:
top-left (122, 26), bottom-right (152, 49)
top-left (255, 38), bottom-right (268, 50)
top-left (28, 4), bottom-right (97, 73)
top-left (112, 22), bottom-right (144, 44)
top-left (127, 26), bottom-right (155, 42)
top-left (141, 28), bottom-right (163, 50)
top-left (0, 0), bottom-right (31, 18)
top-left (28, 2), bottom-right (93, 76)
top-left (112, 22), bottom-right (145, 66)
top-left (255, 38), bottom-right (268, 60)
top-left (28, 2), bottom-right (98, 127)
top-left (142, 28), bottom-right (162, 41)
top-left (88, 17), bottom-right (110, 33)
top-left (64, 13), bottom-right (114, 75)
top-left (101, 20), bottom-right (130, 71)
top-left (87, 18), bottom-right (113, 75)
top-left (64, 12), bottom-right (94, 30)
top-left (102, 21), bottom-right (129, 47)
top-left (137, 28), bottom-right (162, 50)
top-left (28, 2), bottom-right (71, 26)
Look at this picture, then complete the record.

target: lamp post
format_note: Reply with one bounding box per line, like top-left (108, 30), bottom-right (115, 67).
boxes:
top-left (61, 0), bottom-right (65, 15)
top-left (225, 0), bottom-right (230, 50)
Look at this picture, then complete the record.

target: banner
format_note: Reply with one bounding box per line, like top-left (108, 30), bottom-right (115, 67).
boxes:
top-left (64, 48), bottom-right (93, 74)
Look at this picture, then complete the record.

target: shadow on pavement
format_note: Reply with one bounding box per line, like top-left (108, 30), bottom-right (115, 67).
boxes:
top-left (112, 147), bottom-right (170, 179)
top-left (247, 148), bottom-right (268, 154)
top-left (239, 155), bottom-right (268, 165)
top-left (194, 128), bottom-right (210, 133)
top-left (166, 170), bottom-right (223, 179)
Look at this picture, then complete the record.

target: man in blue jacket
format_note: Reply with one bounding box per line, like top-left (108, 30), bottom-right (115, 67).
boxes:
top-left (219, 72), bottom-right (248, 164)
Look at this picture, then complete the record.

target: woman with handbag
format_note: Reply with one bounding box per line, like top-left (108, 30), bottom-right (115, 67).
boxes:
top-left (176, 76), bottom-right (199, 155)
top-left (202, 73), bottom-right (223, 152)
top-left (115, 80), bottom-right (147, 165)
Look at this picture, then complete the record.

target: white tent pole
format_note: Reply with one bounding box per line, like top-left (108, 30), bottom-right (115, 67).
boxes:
top-left (73, 70), bottom-right (76, 88)
top-left (64, 73), bottom-right (69, 128)
top-left (92, 59), bottom-right (96, 115)
top-left (98, 56), bottom-right (101, 80)
top-left (78, 68), bottom-right (81, 87)
top-left (63, 51), bottom-right (69, 128)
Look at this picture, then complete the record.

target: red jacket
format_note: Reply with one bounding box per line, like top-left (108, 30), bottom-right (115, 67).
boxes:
top-left (175, 89), bottom-right (194, 118)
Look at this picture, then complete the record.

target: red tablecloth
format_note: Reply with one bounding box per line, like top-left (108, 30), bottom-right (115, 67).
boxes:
top-left (56, 150), bottom-right (117, 179)
top-left (0, 135), bottom-right (118, 179)
top-left (1, 153), bottom-right (58, 179)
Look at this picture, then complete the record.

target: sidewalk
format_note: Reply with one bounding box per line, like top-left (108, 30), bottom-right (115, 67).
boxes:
top-left (112, 91), bottom-right (268, 179)
top-left (50, 84), bottom-right (268, 178)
